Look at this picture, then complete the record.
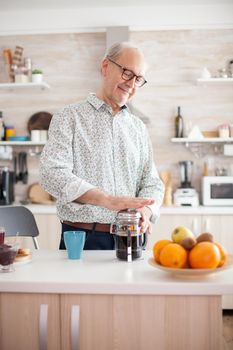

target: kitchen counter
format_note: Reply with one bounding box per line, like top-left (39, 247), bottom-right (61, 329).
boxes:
top-left (0, 250), bottom-right (233, 295)
top-left (161, 205), bottom-right (233, 215)
top-left (17, 203), bottom-right (233, 215)
top-left (1, 250), bottom-right (231, 350)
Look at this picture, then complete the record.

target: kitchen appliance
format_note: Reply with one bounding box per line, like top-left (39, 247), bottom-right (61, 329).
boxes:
top-left (111, 209), bottom-right (147, 261)
top-left (202, 176), bottom-right (233, 206)
top-left (0, 167), bottom-right (15, 205)
top-left (174, 161), bottom-right (199, 207)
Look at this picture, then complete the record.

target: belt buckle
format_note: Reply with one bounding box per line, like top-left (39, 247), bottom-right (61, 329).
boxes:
top-left (110, 223), bottom-right (116, 234)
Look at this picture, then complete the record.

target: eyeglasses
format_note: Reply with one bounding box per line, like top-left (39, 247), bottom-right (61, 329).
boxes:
top-left (107, 57), bottom-right (147, 87)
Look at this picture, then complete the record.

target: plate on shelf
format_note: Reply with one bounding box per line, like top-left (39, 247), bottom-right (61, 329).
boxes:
top-left (148, 255), bottom-right (233, 277)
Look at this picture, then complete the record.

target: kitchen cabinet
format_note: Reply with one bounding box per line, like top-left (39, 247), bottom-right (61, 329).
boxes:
top-left (61, 294), bottom-right (221, 350)
top-left (34, 213), bottom-right (61, 250)
top-left (61, 294), bottom-right (113, 350)
top-left (0, 250), bottom-right (230, 350)
top-left (0, 292), bottom-right (60, 350)
top-left (149, 213), bottom-right (233, 251)
top-left (148, 214), bottom-right (201, 248)
top-left (0, 292), bottom-right (222, 350)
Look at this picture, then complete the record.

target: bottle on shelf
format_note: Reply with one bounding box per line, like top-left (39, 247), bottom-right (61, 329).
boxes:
top-left (0, 111), bottom-right (6, 141)
top-left (175, 106), bottom-right (184, 138)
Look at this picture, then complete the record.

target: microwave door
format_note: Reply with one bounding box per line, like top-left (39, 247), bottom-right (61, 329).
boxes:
top-left (211, 183), bottom-right (233, 199)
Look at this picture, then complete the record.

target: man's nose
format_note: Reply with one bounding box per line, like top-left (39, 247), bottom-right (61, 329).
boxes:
top-left (126, 76), bottom-right (137, 88)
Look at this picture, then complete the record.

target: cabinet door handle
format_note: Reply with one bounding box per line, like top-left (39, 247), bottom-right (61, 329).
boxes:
top-left (203, 218), bottom-right (210, 232)
top-left (71, 305), bottom-right (80, 350)
top-left (192, 219), bottom-right (198, 235)
top-left (39, 304), bottom-right (48, 350)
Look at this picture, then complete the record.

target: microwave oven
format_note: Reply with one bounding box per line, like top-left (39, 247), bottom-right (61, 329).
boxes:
top-left (202, 176), bottom-right (233, 206)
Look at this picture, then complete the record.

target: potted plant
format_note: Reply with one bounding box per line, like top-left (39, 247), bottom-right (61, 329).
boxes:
top-left (32, 69), bottom-right (43, 83)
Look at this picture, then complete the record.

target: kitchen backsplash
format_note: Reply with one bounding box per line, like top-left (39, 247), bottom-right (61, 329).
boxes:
top-left (0, 29), bottom-right (233, 201)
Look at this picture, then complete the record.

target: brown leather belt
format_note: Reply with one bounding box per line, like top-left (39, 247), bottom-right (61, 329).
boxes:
top-left (63, 220), bottom-right (112, 233)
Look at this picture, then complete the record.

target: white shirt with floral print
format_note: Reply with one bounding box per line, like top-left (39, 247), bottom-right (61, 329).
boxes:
top-left (40, 93), bottom-right (164, 224)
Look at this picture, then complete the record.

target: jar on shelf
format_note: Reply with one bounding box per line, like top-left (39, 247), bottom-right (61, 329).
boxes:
top-left (5, 125), bottom-right (15, 140)
top-left (218, 124), bottom-right (230, 138)
top-left (14, 65), bottom-right (29, 83)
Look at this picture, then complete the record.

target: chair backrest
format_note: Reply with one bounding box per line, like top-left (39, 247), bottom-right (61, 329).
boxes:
top-left (0, 206), bottom-right (39, 249)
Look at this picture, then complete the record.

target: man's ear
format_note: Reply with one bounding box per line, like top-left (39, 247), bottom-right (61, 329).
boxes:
top-left (101, 58), bottom-right (109, 77)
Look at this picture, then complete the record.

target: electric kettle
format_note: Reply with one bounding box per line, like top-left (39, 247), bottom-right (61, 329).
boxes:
top-left (112, 209), bottom-right (147, 262)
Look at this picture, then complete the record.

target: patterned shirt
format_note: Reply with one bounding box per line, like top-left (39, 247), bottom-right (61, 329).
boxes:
top-left (40, 93), bottom-right (164, 224)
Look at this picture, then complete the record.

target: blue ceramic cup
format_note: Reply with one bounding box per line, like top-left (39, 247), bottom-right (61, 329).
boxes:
top-left (64, 231), bottom-right (86, 260)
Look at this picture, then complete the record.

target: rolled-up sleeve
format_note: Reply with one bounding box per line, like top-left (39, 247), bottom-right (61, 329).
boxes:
top-left (39, 106), bottom-right (95, 205)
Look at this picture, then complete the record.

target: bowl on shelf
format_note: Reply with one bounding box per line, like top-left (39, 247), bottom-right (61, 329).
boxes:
top-left (8, 136), bottom-right (30, 141)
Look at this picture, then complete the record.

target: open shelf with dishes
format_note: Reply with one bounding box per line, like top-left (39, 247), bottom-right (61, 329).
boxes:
top-left (171, 137), bottom-right (233, 144)
top-left (171, 138), bottom-right (233, 158)
top-left (0, 82), bottom-right (50, 90)
top-left (0, 141), bottom-right (46, 146)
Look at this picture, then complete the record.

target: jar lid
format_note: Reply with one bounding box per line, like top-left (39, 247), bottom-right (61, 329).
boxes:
top-left (116, 209), bottom-right (141, 221)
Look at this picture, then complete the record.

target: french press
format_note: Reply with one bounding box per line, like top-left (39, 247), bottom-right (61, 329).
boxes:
top-left (111, 209), bottom-right (147, 262)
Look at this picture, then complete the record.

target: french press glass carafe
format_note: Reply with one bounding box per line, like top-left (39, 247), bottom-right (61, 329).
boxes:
top-left (112, 209), bottom-right (147, 262)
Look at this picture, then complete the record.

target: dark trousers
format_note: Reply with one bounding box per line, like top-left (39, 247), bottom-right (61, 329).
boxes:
top-left (60, 222), bottom-right (115, 250)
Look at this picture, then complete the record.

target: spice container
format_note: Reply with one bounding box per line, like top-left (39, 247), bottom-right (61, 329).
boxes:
top-left (218, 124), bottom-right (230, 138)
top-left (5, 125), bottom-right (15, 141)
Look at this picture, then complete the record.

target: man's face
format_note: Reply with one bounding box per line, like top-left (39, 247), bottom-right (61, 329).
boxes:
top-left (101, 48), bottom-right (146, 109)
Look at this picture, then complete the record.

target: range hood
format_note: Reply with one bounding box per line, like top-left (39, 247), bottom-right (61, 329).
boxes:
top-left (106, 26), bottom-right (150, 125)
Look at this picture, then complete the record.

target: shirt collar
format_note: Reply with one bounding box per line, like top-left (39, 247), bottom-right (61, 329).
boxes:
top-left (87, 93), bottom-right (128, 113)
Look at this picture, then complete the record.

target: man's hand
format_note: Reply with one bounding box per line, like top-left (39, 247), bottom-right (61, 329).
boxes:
top-left (76, 188), bottom-right (155, 211)
top-left (138, 206), bottom-right (153, 234)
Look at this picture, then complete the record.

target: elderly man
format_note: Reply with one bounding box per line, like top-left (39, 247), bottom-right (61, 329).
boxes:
top-left (40, 42), bottom-right (164, 250)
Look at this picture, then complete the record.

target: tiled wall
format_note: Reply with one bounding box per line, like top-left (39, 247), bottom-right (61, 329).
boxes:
top-left (0, 29), bottom-right (233, 201)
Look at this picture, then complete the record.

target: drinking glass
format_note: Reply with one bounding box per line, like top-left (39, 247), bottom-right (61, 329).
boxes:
top-left (64, 231), bottom-right (86, 260)
top-left (0, 244), bottom-right (18, 273)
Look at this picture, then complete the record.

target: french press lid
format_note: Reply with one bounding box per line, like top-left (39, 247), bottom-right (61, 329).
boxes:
top-left (111, 209), bottom-right (141, 236)
top-left (116, 209), bottom-right (141, 222)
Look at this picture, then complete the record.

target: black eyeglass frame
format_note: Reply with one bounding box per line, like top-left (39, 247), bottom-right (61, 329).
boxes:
top-left (107, 57), bottom-right (147, 87)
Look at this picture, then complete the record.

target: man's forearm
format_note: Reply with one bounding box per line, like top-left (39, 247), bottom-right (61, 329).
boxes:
top-left (74, 188), bottom-right (109, 207)
top-left (74, 188), bottom-right (155, 212)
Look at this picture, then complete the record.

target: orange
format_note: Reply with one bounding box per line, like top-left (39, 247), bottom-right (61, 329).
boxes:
top-left (153, 239), bottom-right (172, 263)
top-left (189, 242), bottom-right (221, 269)
top-left (159, 243), bottom-right (188, 268)
top-left (214, 242), bottom-right (227, 267)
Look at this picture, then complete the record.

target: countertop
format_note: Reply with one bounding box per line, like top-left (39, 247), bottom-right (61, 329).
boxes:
top-left (13, 203), bottom-right (233, 215)
top-left (0, 250), bottom-right (233, 295)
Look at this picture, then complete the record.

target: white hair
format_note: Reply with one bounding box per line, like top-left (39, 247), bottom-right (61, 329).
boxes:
top-left (104, 42), bottom-right (144, 61)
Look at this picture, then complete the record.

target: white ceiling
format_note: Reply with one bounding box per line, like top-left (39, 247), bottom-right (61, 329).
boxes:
top-left (1, 0), bottom-right (233, 11)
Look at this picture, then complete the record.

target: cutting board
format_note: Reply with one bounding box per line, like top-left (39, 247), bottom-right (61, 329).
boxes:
top-left (28, 183), bottom-right (55, 204)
